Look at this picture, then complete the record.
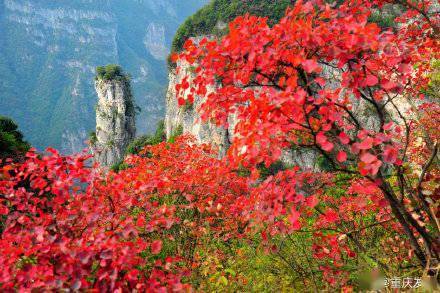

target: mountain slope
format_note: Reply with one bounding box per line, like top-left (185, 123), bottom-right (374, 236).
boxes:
top-left (171, 0), bottom-right (291, 52)
top-left (0, 0), bottom-right (207, 152)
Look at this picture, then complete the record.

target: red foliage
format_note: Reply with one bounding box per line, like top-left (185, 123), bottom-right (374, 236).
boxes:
top-left (175, 0), bottom-right (439, 278)
top-left (0, 137), bottom-right (250, 291)
top-left (1, 0), bottom-right (438, 290)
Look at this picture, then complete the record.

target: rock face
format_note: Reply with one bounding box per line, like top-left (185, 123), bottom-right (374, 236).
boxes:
top-left (93, 78), bottom-right (136, 167)
top-left (165, 63), bottom-right (233, 157)
top-left (164, 60), bottom-right (413, 171)
top-left (165, 62), bottom-right (320, 168)
top-left (144, 23), bottom-right (168, 60)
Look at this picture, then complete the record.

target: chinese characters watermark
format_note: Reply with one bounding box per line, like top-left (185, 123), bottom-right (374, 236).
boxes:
top-left (383, 277), bottom-right (422, 289)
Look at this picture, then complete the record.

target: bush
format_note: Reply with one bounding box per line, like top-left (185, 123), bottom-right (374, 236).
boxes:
top-left (110, 160), bottom-right (129, 172)
top-left (368, 10), bottom-right (396, 28)
top-left (426, 59), bottom-right (440, 99)
top-left (126, 120), bottom-right (167, 155)
top-left (88, 131), bottom-right (97, 146)
top-left (258, 160), bottom-right (286, 179)
top-left (0, 116), bottom-right (30, 159)
top-left (168, 124), bottom-right (183, 143)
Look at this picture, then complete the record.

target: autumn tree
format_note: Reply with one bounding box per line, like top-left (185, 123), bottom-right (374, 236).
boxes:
top-left (175, 0), bottom-right (439, 277)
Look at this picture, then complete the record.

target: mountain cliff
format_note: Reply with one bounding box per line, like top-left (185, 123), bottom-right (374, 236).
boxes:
top-left (91, 65), bottom-right (136, 167)
top-left (165, 60), bottom-right (320, 169)
top-left (165, 1), bottom-right (317, 166)
top-left (0, 0), bottom-right (207, 153)
top-left (165, 60), bottom-right (232, 158)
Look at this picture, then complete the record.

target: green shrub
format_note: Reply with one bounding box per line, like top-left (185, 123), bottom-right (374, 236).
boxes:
top-left (88, 131), bottom-right (97, 146)
top-left (317, 155), bottom-right (334, 172)
top-left (426, 59), bottom-right (440, 99)
top-left (0, 116), bottom-right (30, 159)
top-left (126, 120), bottom-right (167, 155)
top-left (110, 160), bottom-right (129, 173)
top-left (95, 64), bottom-right (130, 82)
top-left (183, 100), bottom-right (194, 112)
top-left (368, 10), bottom-right (396, 28)
top-left (168, 124), bottom-right (183, 143)
top-left (126, 135), bottom-right (155, 155)
top-left (258, 160), bottom-right (286, 179)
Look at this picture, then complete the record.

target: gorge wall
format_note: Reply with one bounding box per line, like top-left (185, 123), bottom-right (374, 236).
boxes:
top-left (165, 62), bottom-right (320, 169)
top-left (164, 60), bottom-right (414, 171)
top-left (165, 62), bottom-right (232, 158)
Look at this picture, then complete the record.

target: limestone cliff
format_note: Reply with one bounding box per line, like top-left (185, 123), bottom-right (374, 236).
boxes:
top-left (165, 61), bottom-right (233, 158)
top-left (164, 59), bottom-right (415, 171)
top-left (92, 76), bottom-right (136, 167)
top-left (165, 61), bottom-right (319, 168)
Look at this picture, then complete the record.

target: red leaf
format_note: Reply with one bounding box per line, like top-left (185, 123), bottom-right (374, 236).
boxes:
top-left (170, 53), bottom-right (179, 63)
top-left (381, 79), bottom-right (397, 90)
top-left (178, 98), bottom-right (186, 106)
top-left (321, 141), bottom-right (334, 152)
top-left (0, 204), bottom-right (8, 215)
top-left (360, 152), bottom-right (377, 164)
top-left (288, 209), bottom-right (300, 224)
top-left (136, 215), bottom-right (146, 227)
top-left (383, 146), bottom-right (398, 163)
top-left (358, 137), bottom-right (374, 150)
top-left (370, 160), bottom-right (382, 176)
top-left (315, 77), bottom-right (326, 87)
top-left (302, 59), bottom-right (319, 73)
top-left (317, 132), bottom-right (334, 151)
top-left (151, 240), bottom-right (162, 255)
top-left (337, 151), bottom-right (347, 162)
top-left (383, 121), bottom-right (394, 131)
top-left (305, 195), bottom-right (318, 208)
top-left (338, 132), bottom-right (350, 145)
top-left (324, 210), bottom-right (339, 223)
top-left (365, 75), bottom-right (378, 86)
top-left (316, 132), bottom-right (327, 145)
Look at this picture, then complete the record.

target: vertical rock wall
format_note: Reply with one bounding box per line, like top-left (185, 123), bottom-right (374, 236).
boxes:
top-left (165, 63), bottom-right (233, 157)
top-left (92, 78), bottom-right (136, 167)
top-left (164, 61), bottom-right (414, 171)
top-left (164, 61), bottom-right (319, 168)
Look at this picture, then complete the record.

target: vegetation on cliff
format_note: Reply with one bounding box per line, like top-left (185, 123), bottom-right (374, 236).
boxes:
top-left (95, 65), bottom-right (139, 118)
top-left (427, 60), bottom-right (440, 99)
top-left (95, 65), bottom-right (130, 82)
top-left (171, 0), bottom-right (291, 53)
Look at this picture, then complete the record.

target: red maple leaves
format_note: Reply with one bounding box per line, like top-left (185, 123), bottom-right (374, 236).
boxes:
top-left (174, 0), bottom-right (439, 274)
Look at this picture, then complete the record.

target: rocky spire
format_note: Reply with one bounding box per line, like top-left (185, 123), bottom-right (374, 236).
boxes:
top-left (91, 65), bottom-right (136, 167)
